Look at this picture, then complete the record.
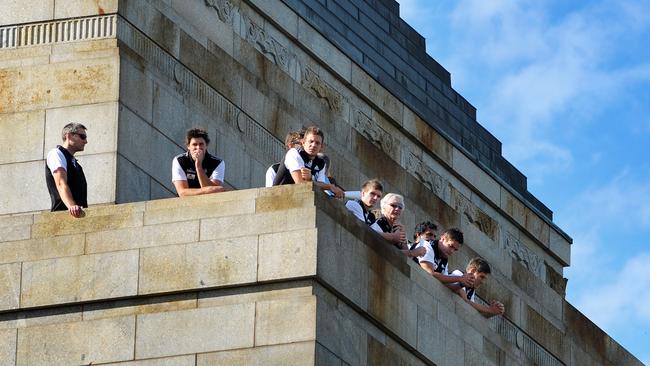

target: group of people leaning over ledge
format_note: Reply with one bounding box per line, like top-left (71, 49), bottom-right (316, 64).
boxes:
top-left (45, 123), bottom-right (504, 317)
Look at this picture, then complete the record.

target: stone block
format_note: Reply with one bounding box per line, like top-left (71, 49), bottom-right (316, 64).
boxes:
top-left (349, 63), bottom-right (403, 124)
top-left (315, 342), bottom-right (343, 366)
top-left (120, 0), bottom-right (180, 57)
top-left (135, 303), bottom-right (255, 359)
top-left (44, 102), bottom-right (118, 158)
top-left (100, 355), bottom-right (195, 366)
top-left (257, 228), bottom-right (318, 281)
top-left (31, 209), bottom-right (142, 238)
top-left (0, 46), bottom-right (51, 69)
top-left (119, 57), bottom-right (154, 122)
top-left (15, 316), bottom-right (135, 366)
top-left (249, 0), bottom-right (299, 38)
top-left (83, 293), bottom-right (197, 321)
top-left (117, 104), bottom-right (177, 185)
top-left (198, 342), bottom-right (315, 366)
top-left (549, 228), bottom-right (571, 266)
top-left (151, 82), bottom-right (187, 145)
top-left (86, 220), bottom-right (198, 253)
top-left (76, 152), bottom-right (118, 205)
top-left (138, 237), bottom-right (258, 294)
top-left (415, 307), bottom-right (444, 364)
top-left (54, 0), bottom-right (117, 19)
top-left (49, 40), bottom-right (119, 64)
top-left (0, 328), bottom-right (16, 366)
top-left (172, 0), bottom-right (234, 56)
top-left (255, 191), bottom-right (314, 212)
top-left (0, 110), bottom-right (44, 165)
top-left (0, 57), bottom-right (119, 114)
top-left (452, 148), bottom-right (500, 206)
top-left (0, 222), bottom-right (31, 243)
top-left (144, 197), bottom-right (255, 225)
top-left (0, 263), bottom-right (21, 311)
top-left (145, 187), bottom-right (259, 211)
top-left (0, 0), bottom-right (54, 25)
top-left (0, 234), bottom-right (84, 265)
top-left (20, 250), bottom-right (139, 307)
top-left (297, 18), bottom-right (351, 83)
top-left (200, 207), bottom-right (316, 241)
top-left (198, 282), bottom-right (314, 308)
top-left (255, 296), bottom-right (317, 346)
top-left (116, 153), bottom-right (151, 203)
top-left (0, 305), bottom-right (82, 330)
top-left (0, 160), bottom-right (51, 215)
top-left (500, 187), bottom-right (526, 228)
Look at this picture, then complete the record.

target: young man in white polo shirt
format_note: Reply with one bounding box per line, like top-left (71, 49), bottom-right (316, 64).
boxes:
top-left (451, 257), bottom-right (505, 318)
top-left (414, 228), bottom-right (475, 288)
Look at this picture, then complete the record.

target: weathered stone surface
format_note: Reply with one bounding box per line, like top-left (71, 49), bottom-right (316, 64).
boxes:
top-left (44, 102), bottom-right (118, 157)
top-left (49, 39), bottom-right (119, 63)
top-left (145, 187), bottom-right (259, 211)
top-left (0, 263), bottom-right (21, 311)
top-left (0, 305), bottom-right (82, 330)
top-left (116, 154), bottom-right (151, 203)
top-left (15, 316), bottom-right (135, 366)
top-left (0, 160), bottom-right (51, 215)
top-left (257, 228), bottom-right (318, 281)
top-left (500, 187), bottom-right (526, 228)
top-left (550, 228), bottom-right (571, 266)
top-left (0, 110), bottom-right (44, 165)
top-left (0, 234), bottom-right (85, 264)
top-left (171, 0), bottom-right (234, 56)
top-left (198, 342), bottom-right (315, 366)
top-left (452, 148), bottom-right (500, 206)
top-left (144, 197), bottom-right (255, 225)
top-left (0, 1), bottom-right (53, 25)
top-left (135, 304), bottom-right (255, 359)
top-left (0, 328), bottom-right (16, 366)
top-left (83, 293), bottom-right (197, 321)
top-left (255, 296), bottom-right (317, 346)
top-left (20, 250), bottom-right (139, 307)
top-left (54, 0), bottom-right (117, 19)
top-left (0, 221), bottom-right (31, 242)
top-left (119, 53), bottom-right (154, 123)
top-left (31, 209), bottom-right (142, 238)
top-left (138, 237), bottom-right (258, 294)
top-left (100, 355), bottom-right (195, 366)
top-left (200, 207), bottom-right (316, 241)
top-left (0, 58), bottom-right (119, 114)
top-left (297, 19), bottom-right (351, 83)
top-left (86, 220), bottom-right (198, 253)
top-left (198, 282), bottom-right (314, 308)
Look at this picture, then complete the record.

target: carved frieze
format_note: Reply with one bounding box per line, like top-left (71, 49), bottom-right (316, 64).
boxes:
top-left (354, 110), bottom-right (399, 158)
top-left (204, 0), bottom-right (236, 24)
top-left (450, 188), bottom-right (497, 240)
top-left (504, 231), bottom-right (543, 278)
top-left (404, 151), bottom-right (446, 198)
top-left (302, 67), bottom-right (343, 112)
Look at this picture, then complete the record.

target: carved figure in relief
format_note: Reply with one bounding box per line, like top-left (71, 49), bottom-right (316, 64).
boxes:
top-left (45, 122), bottom-right (89, 218)
top-left (272, 126), bottom-right (343, 198)
top-left (204, 0), bottom-right (235, 24)
top-left (413, 228), bottom-right (475, 288)
top-left (303, 67), bottom-right (343, 112)
top-left (354, 111), bottom-right (396, 157)
top-left (172, 128), bottom-right (226, 196)
top-left (504, 232), bottom-right (543, 277)
top-left (451, 257), bottom-right (506, 317)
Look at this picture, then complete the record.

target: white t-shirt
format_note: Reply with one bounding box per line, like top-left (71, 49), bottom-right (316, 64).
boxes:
top-left (265, 165), bottom-right (276, 187)
top-left (171, 157), bottom-right (224, 183)
top-left (284, 148), bottom-right (327, 183)
top-left (47, 148), bottom-right (69, 173)
top-left (450, 269), bottom-right (475, 302)
top-left (414, 239), bottom-right (448, 275)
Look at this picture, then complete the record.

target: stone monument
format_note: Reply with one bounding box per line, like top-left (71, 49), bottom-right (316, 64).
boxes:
top-left (0, 0), bottom-right (642, 365)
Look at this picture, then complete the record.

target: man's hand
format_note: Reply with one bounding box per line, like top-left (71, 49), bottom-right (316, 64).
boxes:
top-left (299, 167), bottom-right (311, 181)
top-left (488, 300), bottom-right (505, 315)
top-left (68, 205), bottom-right (84, 218)
top-left (192, 148), bottom-right (206, 165)
top-left (460, 272), bottom-right (475, 288)
top-left (329, 185), bottom-right (344, 198)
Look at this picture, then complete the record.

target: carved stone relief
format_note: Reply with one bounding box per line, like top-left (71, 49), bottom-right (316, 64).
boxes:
top-left (504, 231), bottom-right (543, 278)
top-left (450, 188), bottom-right (497, 240)
top-left (354, 110), bottom-right (398, 158)
top-left (404, 151), bottom-right (446, 198)
top-left (302, 67), bottom-right (343, 112)
top-left (204, 0), bottom-right (236, 24)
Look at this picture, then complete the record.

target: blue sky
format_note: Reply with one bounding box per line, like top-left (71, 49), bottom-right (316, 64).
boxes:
top-left (396, 0), bottom-right (650, 363)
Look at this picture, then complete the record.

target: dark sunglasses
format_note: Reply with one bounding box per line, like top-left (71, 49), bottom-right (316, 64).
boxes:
top-left (389, 203), bottom-right (403, 209)
top-left (74, 133), bottom-right (87, 140)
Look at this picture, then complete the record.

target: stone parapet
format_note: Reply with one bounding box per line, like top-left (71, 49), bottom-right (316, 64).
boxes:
top-left (0, 184), bottom-right (641, 365)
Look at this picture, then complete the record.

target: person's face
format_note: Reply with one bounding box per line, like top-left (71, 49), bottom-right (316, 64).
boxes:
top-left (187, 137), bottom-right (207, 154)
top-left (468, 268), bottom-right (488, 288)
top-left (382, 197), bottom-right (403, 223)
top-left (361, 188), bottom-right (382, 208)
top-left (439, 234), bottom-right (461, 258)
top-left (417, 228), bottom-right (436, 242)
top-left (66, 129), bottom-right (88, 153)
top-left (302, 133), bottom-right (322, 157)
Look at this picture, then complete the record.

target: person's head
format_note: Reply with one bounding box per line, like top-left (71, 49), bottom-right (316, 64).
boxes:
top-left (438, 228), bottom-right (464, 258)
top-left (466, 257), bottom-right (491, 288)
top-left (380, 193), bottom-right (404, 224)
top-left (414, 221), bottom-right (437, 242)
top-left (360, 179), bottom-right (383, 208)
top-left (284, 131), bottom-right (302, 150)
top-left (61, 122), bottom-right (88, 153)
top-left (185, 127), bottom-right (210, 153)
top-left (301, 126), bottom-right (324, 157)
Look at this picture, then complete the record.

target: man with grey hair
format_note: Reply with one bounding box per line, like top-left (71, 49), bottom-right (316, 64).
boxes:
top-left (45, 122), bottom-right (88, 217)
